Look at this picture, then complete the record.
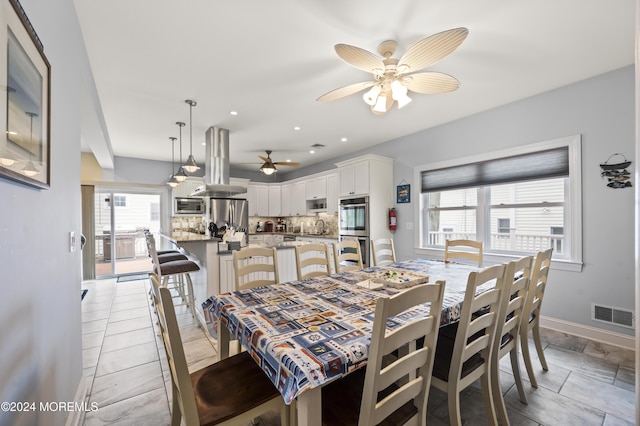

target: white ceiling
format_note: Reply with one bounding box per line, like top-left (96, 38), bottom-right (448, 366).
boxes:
top-left (74, 0), bottom-right (635, 174)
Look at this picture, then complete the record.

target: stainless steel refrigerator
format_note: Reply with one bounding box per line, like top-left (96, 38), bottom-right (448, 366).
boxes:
top-left (207, 198), bottom-right (249, 244)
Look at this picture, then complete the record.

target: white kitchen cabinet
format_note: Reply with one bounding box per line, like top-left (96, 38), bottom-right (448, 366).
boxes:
top-left (268, 185), bottom-right (282, 216)
top-left (248, 234), bottom-right (264, 244)
top-left (280, 184), bottom-right (292, 216)
top-left (305, 175), bottom-right (327, 200)
top-left (172, 177), bottom-right (204, 199)
top-left (291, 181), bottom-right (306, 215)
top-left (326, 172), bottom-right (339, 214)
top-left (338, 161), bottom-right (369, 196)
top-left (247, 183), bottom-right (270, 216)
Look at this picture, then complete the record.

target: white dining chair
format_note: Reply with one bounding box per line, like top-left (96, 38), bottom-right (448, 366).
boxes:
top-left (444, 239), bottom-right (483, 266)
top-left (233, 246), bottom-right (279, 290)
top-left (333, 238), bottom-right (363, 273)
top-left (295, 243), bottom-right (331, 279)
top-left (520, 248), bottom-right (553, 388)
top-left (321, 281), bottom-right (446, 425)
top-left (370, 237), bottom-right (396, 266)
top-left (491, 255), bottom-right (533, 425)
top-left (150, 275), bottom-right (289, 426)
top-left (431, 263), bottom-right (507, 425)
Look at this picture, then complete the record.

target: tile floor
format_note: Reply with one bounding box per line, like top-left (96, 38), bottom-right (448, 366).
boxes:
top-left (81, 277), bottom-right (636, 425)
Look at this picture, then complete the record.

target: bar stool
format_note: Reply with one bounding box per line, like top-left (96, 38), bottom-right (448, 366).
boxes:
top-left (147, 234), bottom-right (199, 319)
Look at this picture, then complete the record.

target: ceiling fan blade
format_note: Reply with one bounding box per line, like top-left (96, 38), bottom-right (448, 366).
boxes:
top-left (398, 27), bottom-right (469, 73)
top-left (317, 80), bottom-right (376, 102)
top-left (258, 155), bottom-right (269, 162)
top-left (403, 71), bottom-right (460, 94)
top-left (273, 162), bottom-right (300, 167)
top-left (335, 44), bottom-right (385, 73)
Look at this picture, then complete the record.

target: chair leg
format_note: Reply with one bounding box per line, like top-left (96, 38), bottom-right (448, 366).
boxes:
top-left (448, 384), bottom-right (463, 426)
top-left (509, 347), bottom-right (528, 404)
top-left (184, 273), bottom-right (197, 319)
top-left (491, 360), bottom-right (509, 426)
top-left (480, 372), bottom-right (498, 426)
top-left (170, 383), bottom-right (182, 426)
top-left (520, 332), bottom-right (538, 388)
top-left (532, 322), bottom-right (548, 371)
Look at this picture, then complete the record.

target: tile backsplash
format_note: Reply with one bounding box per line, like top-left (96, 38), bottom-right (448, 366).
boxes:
top-left (249, 213), bottom-right (338, 235)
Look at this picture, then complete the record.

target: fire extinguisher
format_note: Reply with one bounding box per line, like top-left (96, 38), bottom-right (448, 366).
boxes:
top-left (389, 208), bottom-right (397, 231)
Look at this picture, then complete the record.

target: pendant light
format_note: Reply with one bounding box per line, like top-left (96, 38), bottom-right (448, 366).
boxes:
top-left (183, 99), bottom-right (200, 173)
top-left (21, 112), bottom-right (39, 177)
top-left (167, 137), bottom-right (179, 188)
top-left (174, 121), bottom-right (188, 182)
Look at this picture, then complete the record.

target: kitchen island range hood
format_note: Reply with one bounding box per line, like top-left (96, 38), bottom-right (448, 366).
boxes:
top-left (191, 126), bottom-right (247, 197)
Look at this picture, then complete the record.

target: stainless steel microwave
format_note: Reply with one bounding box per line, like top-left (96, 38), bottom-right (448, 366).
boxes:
top-left (174, 197), bottom-right (205, 215)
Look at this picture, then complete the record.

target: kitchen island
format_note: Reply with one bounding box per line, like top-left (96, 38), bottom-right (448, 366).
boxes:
top-left (159, 232), bottom-right (337, 329)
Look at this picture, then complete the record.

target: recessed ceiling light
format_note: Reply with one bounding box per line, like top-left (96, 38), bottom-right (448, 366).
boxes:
top-left (341, 137), bottom-right (348, 142)
top-left (294, 126), bottom-right (301, 131)
top-left (201, 142), bottom-right (206, 146)
top-left (230, 111), bottom-right (238, 116)
top-left (309, 150), bottom-right (315, 154)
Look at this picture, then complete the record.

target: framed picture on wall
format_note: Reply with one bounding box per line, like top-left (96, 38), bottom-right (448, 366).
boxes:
top-left (0, 0), bottom-right (51, 189)
top-left (397, 184), bottom-right (410, 203)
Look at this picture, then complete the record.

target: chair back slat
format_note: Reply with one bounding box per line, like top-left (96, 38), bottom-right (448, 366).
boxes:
top-left (370, 238), bottom-right (396, 266)
top-left (334, 238), bottom-right (363, 273)
top-left (233, 246), bottom-right (279, 290)
top-left (295, 243), bottom-right (331, 279)
top-left (444, 239), bottom-right (483, 266)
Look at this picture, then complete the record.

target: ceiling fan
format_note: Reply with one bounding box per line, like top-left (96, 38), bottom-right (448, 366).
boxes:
top-left (256, 150), bottom-right (300, 175)
top-left (317, 27), bottom-right (469, 115)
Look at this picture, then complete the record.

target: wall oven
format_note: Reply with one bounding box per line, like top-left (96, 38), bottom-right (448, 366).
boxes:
top-left (338, 196), bottom-right (369, 236)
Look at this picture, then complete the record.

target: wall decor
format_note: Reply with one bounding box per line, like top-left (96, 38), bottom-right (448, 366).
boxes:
top-left (397, 182), bottom-right (410, 203)
top-left (600, 153), bottom-right (632, 189)
top-left (0, 0), bottom-right (51, 189)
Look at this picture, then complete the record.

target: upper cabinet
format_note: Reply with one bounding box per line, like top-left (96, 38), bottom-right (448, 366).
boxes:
top-left (247, 184), bottom-right (269, 216)
top-left (172, 177), bottom-right (204, 199)
top-left (305, 175), bottom-right (327, 200)
top-left (291, 181), bottom-right (306, 215)
top-left (268, 186), bottom-right (282, 216)
top-left (326, 172), bottom-right (339, 214)
top-left (338, 161), bottom-right (369, 197)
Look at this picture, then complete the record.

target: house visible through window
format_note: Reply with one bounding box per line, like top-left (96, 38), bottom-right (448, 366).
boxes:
top-left (150, 202), bottom-right (160, 221)
top-left (113, 195), bottom-right (126, 207)
top-left (497, 218), bottom-right (510, 234)
top-left (416, 135), bottom-right (582, 266)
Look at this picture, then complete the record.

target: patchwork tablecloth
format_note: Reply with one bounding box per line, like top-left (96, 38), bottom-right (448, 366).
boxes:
top-left (202, 258), bottom-right (483, 404)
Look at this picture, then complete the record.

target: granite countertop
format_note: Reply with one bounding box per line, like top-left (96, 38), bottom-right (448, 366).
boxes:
top-left (251, 232), bottom-right (338, 239)
top-left (164, 231), bottom-right (221, 243)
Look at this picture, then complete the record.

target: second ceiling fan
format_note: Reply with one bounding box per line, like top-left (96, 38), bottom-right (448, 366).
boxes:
top-left (257, 150), bottom-right (300, 175)
top-left (317, 27), bottom-right (469, 115)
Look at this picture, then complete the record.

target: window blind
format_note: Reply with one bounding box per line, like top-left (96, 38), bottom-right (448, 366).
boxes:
top-left (421, 147), bottom-right (569, 193)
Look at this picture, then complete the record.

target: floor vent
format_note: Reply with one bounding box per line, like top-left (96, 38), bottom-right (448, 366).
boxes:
top-left (592, 304), bottom-right (634, 328)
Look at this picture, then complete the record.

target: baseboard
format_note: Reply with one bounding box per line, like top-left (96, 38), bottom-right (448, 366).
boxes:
top-left (65, 375), bottom-right (89, 426)
top-left (540, 315), bottom-right (635, 350)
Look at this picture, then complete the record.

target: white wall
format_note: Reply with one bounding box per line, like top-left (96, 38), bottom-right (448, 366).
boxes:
top-left (0, 0), bottom-right (91, 424)
top-left (292, 66), bottom-right (636, 336)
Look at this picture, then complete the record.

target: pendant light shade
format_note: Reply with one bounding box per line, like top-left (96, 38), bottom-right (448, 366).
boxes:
top-left (183, 99), bottom-right (200, 173)
top-left (175, 121), bottom-right (188, 182)
top-left (167, 136), bottom-right (179, 187)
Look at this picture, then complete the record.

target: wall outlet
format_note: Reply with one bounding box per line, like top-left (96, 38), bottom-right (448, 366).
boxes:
top-left (406, 222), bottom-right (414, 230)
top-left (69, 231), bottom-right (76, 252)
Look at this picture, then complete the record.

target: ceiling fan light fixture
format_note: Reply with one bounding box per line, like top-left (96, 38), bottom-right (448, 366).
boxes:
top-left (260, 162), bottom-right (277, 175)
top-left (373, 92), bottom-right (388, 113)
top-left (391, 80), bottom-right (412, 108)
top-left (363, 85), bottom-right (381, 106)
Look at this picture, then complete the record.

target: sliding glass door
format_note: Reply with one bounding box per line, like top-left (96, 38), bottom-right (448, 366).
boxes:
top-left (94, 191), bottom-right (161, 277)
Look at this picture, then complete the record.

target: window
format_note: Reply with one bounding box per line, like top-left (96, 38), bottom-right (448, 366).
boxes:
top-left (416, 135), bottom-right (582, 269)
top-left (150, 202), bottom-right (160, 221)
top-left (497, 218), bottom-right (510, 234)
top-left (113, 195), bottom-right (126, 207)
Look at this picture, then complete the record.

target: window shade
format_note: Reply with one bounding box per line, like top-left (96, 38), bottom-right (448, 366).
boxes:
top-left (421, 147), bottom-right (569, 193)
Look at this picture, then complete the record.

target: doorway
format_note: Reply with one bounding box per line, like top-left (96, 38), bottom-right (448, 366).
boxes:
top-left (94, 191), bottom-right (161, 277)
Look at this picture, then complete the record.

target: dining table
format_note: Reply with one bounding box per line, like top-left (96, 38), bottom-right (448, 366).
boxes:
top-left (202, 258), bottom-right (487, 426)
